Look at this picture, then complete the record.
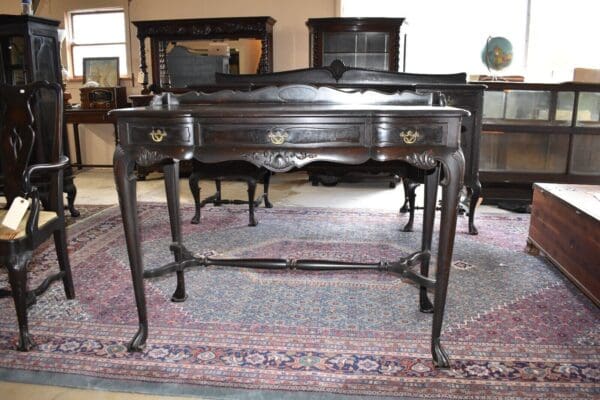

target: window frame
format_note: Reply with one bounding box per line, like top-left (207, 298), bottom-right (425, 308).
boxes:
top-left (67, 9), bottom-right (129, 82)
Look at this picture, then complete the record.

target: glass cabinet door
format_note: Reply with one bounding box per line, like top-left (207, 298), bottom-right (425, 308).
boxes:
top-left (571, 91), bottom-right (600, 174)
top-left (322, 31), bottom-right (389, 70)
top-left (480, 131), bottom-right (569, 173)
top-left (504, 90), bottom-right (551, 121)
top-left (0, 36), bottom-right (26, 84)
top-left (576, 92), bottom-right (600, 127)
top-left (556, 91), bottom-right (575, 124)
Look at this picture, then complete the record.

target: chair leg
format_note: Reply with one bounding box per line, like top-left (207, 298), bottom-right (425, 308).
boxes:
top-left (6, 253), bottom-right (34, 351)
top-left (467, 180), bottom-right (481, 235)
top-left (400, 179), bottom-right (411, 213)
top-left (263, 172), bottom-right (273, 208)
top-left (189, 172), bottom-right (201, 224)
top-left (65, 181), bottom-right (80, 217)
top-left (403, 181), bottom-right (418, 232)
top-left (54, 227), bottom-right (75, 299)
top-left (214, 180), bottom-right (222, 205)
top-left (247, 178), bottom-right (258, 226)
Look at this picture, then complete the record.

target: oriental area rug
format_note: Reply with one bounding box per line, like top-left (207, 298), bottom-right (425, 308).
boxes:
top-left (0, 204), bottom-right (598, 399)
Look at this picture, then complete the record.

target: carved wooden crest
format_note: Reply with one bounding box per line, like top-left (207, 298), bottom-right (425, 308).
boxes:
top-left (242, 151), bottom-right (317, 172)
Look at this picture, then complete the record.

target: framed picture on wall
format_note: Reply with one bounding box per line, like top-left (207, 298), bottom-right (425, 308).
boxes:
top-left (82, 57), bottom-right (119, 86)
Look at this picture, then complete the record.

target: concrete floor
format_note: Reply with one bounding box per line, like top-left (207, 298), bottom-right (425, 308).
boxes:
top-left (1, 167), bottom-right (504, 400)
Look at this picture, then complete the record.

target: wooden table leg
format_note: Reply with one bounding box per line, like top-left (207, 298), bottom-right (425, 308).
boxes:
top-left (72, 123), bottom-right (83, 170)
top-left (113, 145), bottom-right (148, 351)
top-left (431, 150), bottom-right (464, 368)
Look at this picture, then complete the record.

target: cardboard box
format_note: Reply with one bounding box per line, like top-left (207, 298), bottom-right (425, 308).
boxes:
top-left (573, 68), bottom-right (600, 83)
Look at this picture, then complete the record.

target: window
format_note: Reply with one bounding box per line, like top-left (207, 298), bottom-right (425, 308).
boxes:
top-left (340, 0), bottom-right (600, 82)
top-left (69, 10), bottom-right (128, 79)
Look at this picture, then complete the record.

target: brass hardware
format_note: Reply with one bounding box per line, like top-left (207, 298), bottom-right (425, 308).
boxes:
top-left (150, 128), bottom-right (167, 143)
top-left (267, 128), bottom-right (288, 145)
top-left (399, 129), bottom-right (419, 144)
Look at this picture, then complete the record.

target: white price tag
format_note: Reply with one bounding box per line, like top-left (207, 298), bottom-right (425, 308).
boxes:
top-left (2, 196), bottom-right (30, 231)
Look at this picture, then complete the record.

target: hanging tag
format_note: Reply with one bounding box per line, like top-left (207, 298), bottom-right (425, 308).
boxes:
top-left (2, 196), bottom-right (30, 231)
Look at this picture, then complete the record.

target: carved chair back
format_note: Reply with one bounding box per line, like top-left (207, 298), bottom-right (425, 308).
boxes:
top-left (0, 81), bottom-right (64, 212)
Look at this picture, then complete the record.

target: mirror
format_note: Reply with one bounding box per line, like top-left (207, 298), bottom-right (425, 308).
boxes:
top-left (164, 39), bottom-right (262, 87)
top-left (133, 17), bottom-right (275, 93)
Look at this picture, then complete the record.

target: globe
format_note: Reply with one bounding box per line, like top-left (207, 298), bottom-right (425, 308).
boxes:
top-left (481, 36), bottom-right (513, 71)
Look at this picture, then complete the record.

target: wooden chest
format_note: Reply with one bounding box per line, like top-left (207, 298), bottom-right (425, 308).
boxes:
top-left (527, 183), bottom-right (600, 305)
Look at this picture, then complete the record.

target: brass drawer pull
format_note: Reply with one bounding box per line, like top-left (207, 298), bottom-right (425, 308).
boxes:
top-left (399, 129), bottom-right (419, 144)
top-left (150, 128), bottom-right (167, 143)
top-left (267, 128), bottom-right (288, 145)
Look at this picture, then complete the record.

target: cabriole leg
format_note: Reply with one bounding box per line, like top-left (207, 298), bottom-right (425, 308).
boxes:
top-left (419, 168), bottom-right (439, 313)
top-left (114, 146), bottom-right (148, 351)
top-left (431, 151), bottom-right (464, 368)
top-left (164, 161), bottom-right (187, 302)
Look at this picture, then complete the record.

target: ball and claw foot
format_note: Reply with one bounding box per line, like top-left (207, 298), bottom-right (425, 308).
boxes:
top-left (16, 332), bottom-right (34, 352)
top-left (402, 221), bottom-right (414, 232)
top-left (432, 338), bottom-right (450, 368)
top-left (127, 324), bottom-right (148, 352)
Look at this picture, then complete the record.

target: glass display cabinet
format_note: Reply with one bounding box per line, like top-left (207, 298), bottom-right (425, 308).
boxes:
top-left (478, 81), bottom-right (600, 202)
top-left (306, 18), bottom-right (405, 71)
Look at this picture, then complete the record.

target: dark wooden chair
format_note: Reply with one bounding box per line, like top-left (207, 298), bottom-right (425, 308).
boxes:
top-left (189, 161), bottom-right (273, 227)
top-left (0, 81), bottom-right (75, 351)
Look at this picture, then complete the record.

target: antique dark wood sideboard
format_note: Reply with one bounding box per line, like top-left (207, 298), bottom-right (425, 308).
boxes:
top-left (110, 85), bottom-right (468, 368)
top-left (214, 61), bottom-right (485, 234)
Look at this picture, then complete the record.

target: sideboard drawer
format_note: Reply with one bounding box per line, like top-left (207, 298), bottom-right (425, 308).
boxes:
top-left (201, 123), bottom-right (364, 147)
top-left (375, 122), bottom-right (447, 146)
top-left (126, 120), bottom-right (194, 146)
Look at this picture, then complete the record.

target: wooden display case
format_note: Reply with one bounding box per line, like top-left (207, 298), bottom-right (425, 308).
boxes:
top-left (306, 18), bottom-right (405, 71)
top-left (477, 81), bottom-right (600, 202)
